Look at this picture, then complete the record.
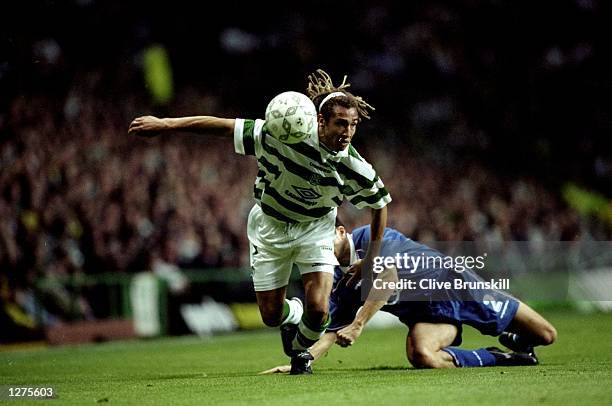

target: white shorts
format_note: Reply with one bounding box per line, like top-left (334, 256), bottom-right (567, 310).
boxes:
top-left (247, 204), bottom-right (338, 291)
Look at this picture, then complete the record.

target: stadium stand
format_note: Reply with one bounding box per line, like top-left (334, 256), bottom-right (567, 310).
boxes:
top-left (1, 0), bottom-right (610, 342)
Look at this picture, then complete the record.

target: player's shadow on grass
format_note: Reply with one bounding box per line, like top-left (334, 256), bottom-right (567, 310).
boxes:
top-left (324, 365), bottom-right (409, 372)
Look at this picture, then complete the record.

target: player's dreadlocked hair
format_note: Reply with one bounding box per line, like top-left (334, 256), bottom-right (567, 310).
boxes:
top-left (306, 69), bottom-right (375, 120)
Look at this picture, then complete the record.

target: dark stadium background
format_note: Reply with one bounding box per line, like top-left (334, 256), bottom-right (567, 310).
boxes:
top-left (1, 0), bottom-right (611, 343)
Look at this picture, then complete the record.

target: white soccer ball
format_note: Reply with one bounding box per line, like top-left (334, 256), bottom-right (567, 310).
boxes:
top-left (264, 91), bottom-right (317, 144)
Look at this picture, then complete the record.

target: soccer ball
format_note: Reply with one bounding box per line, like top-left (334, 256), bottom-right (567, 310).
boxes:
top-left (264, 91), bottom-right (317, 144)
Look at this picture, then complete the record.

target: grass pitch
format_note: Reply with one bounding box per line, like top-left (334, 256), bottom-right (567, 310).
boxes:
top-left (1, 310), bottom-right (611, 405)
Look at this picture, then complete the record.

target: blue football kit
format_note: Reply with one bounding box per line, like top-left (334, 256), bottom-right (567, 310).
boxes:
top-left (328, 226), bottom-right (519, 347)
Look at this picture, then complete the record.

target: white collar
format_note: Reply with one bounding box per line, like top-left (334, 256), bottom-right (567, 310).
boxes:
top-left (312, 134), bottom-right (349, 162)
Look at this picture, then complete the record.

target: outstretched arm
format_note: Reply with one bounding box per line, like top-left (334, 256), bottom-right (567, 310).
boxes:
top-left (258, 332), bottom-right (337, 374)
top-left (310, 331), bottom-right (337, 361)
top-left (128, 115), bottom-right (235, 137)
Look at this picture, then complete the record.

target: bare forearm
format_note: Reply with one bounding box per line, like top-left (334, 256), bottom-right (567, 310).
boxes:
top-left (352, 299), bottom-right (387, 328)
top-left (162, 116), bottom-right (235, 135)
top-left (336, 293), bottom-right (390, 347)
top-left (128, 115), bottom-right (235, 137)
top-left (370, 206), bottom-right (387, 243)
top-left (258, 332), bottom-right (337, 375)
top-left (310, 332), bottom-right (337, 361)
top-left (356, 265), bottom-right (397, 325)
top-left (365, 265), bottom-right (398, 310)
top-left (361, 206), bottom-right (387, 282)
top-left (367, 206), bottom-right (387, 257)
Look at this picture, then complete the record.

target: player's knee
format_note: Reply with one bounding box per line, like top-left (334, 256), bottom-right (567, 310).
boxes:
top-left (540, 324), bottom-right (557, 345)
top-left (407, 353), bottom-right (424, 369)
top-left (304, 303), bottom-right (328, 326)
top-left (259, 308), bottom-right (283, 327)
top-left (409, 346), bottom-right (437, 369)
top-left (261, 314), bottom-right (282, 327)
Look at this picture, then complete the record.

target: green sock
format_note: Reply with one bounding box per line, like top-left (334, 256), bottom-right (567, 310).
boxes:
top-left (292, 313), bottom-right (330, 351)
top-left (281, 300), bottom-right (290, 322)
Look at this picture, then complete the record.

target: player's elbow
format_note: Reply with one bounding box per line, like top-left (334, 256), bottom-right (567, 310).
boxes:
top-left (541, 324), bottom-right (557, 346)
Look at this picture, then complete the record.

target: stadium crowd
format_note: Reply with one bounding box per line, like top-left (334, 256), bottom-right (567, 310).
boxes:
top-left (1, 0), bottom-right (610, 336)
top-left (2, 88), bottom-right (598, 277)
top-left (0, 86), bottom-right (601, 326)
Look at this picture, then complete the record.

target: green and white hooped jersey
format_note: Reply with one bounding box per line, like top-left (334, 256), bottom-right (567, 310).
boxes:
top-left (234, 118), bottom-right (391, 223)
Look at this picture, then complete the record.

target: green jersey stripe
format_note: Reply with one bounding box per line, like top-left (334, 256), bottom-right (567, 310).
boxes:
top-left (349, 187), bottom-right (390, 206)
top-left (261, 133), bottom-right (342, 188)
top-left (348, 145), bottom-right (361, 159)
top-left (236, 118), bottom-right (392, 221)
top-left (260, 178), bottom-right (333, 218)
top-left (259, 133), bottom-right (383, 203)
top-left (336, 162), bottom-right (379, 189)
top-left (258, 156), bottom-right (281, 179)
top-left (285, 140), bottom-right (328, 166)
top-left (260, 202), bottom-right (298, 223)
top-left (261, 128), bottom-right (379, 191)
top-left (242, 120), bottom-right (256, 156)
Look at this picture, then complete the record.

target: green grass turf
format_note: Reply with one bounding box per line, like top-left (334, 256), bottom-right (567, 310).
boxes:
top-left (1, 310), bottom-right (611, 405)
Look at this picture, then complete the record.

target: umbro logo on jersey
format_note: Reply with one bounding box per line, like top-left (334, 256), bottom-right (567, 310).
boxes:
top-left (292, 185), bottom-right (322, 200)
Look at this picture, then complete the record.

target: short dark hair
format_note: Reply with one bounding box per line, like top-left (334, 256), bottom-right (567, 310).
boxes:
top-left (335, 216), bottom-right (345, 228)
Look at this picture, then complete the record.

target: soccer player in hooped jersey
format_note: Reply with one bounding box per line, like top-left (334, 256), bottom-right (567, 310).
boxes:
top-left (261, 223), bottom-right (557, 373)
top-left (128, 69), bottom-right (391, 374)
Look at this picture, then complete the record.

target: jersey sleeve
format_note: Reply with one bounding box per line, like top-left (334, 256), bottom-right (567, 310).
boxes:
top-left (340, 147), bottom-right (392, 209)
top-left (346, 176), bottom-right (392, 209)
top-left (234, 119), bottom-right (264, 157)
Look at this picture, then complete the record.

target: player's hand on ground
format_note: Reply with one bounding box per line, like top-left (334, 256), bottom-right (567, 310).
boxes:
top-left (336, 322), bottom-right (364, 347)
top-left (258, 365), bottom-right (291, 375)
top-left (128, 116), bottom-right (166, 137)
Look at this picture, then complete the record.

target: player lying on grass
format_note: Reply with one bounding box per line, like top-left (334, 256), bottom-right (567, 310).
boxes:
top-left (129, 70), bottom-right (391, 374)
top-left (263, 223), bottom-right (557, 373)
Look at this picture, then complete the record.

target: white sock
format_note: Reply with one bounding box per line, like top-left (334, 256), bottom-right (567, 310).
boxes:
top-left (281, 298), bottom-right (303, 325)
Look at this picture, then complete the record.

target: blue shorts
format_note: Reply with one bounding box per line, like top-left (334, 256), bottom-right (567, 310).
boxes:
top-left (397, 297), bottom-right (520, 346)
top-left (328, 267), bottom-right (520, 346)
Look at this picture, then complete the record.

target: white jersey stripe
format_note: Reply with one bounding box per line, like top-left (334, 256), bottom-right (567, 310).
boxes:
top-left (233, 118), bottom-right (246, 155)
